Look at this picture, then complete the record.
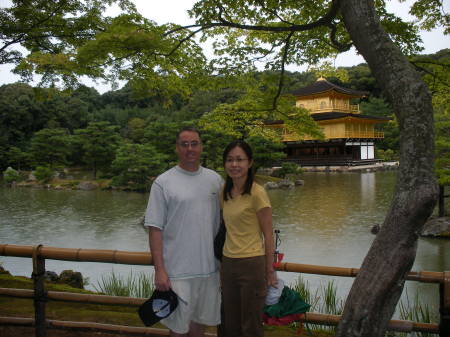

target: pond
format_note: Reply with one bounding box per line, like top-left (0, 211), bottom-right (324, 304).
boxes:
top-left (0, 170), bottom-right (448, 317)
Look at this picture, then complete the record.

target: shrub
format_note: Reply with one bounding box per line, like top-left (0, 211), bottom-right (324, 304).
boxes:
top-left (376, 148), bottom-right (398, 161)
top-left (3, 167), bottom-right (21, 184)
top-left (272, 162), bottom-right (303, 179)
top-left (34, 166), bottom-right (54, 183)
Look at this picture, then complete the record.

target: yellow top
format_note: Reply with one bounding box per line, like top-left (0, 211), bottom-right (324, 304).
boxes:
top-left (221, 183), bottom-right (271, 258)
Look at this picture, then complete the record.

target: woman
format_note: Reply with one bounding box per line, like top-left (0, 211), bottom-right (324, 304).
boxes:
top-left (220, 140), bottom-right (277, 337)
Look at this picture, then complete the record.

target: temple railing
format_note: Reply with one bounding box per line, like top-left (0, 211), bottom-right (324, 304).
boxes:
top-left (0, 244), bottom-right (448, 336)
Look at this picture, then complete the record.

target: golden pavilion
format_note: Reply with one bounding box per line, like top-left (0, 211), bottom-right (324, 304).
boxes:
top-left (267, 77), bottom-right (390, 165)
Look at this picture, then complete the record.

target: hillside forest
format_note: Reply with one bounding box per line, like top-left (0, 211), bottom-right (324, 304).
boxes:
top-left (1, 49), bottom-right (448, 192)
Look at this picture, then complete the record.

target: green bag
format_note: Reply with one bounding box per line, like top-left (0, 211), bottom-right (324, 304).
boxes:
top-left (264, 286), bottom-right (311, 317)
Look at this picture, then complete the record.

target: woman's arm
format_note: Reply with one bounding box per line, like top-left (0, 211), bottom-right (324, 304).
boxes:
top-left (257, 206), bottom-right (278, 287)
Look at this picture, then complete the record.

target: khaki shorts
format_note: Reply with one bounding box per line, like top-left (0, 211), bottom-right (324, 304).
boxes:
top-left (161, 271), bottom-right (221, 334)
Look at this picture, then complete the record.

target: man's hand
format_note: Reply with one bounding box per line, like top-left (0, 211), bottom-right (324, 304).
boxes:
top-left (149, 227), bottom-right (171, 291)
top-left (154, 268), bottom-right (171, 291)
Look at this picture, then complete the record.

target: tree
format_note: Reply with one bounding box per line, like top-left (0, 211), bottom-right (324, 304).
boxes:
top-left (29, 128), bottom-right (72, 168)
top-left (111, 143), bottom-right (169, 191)
top-left (142, 120), bottom-right (182, 164)
top-left (175, 1), bottom-right (441, 336)
top-left (0, 0), bottom-right (137, 86)
top-left (247, 135), bottom-right (286, 171)
top-left (6, 146), bottom-right (30, 171)
top-left (75, 121), bottom-right (121, 179)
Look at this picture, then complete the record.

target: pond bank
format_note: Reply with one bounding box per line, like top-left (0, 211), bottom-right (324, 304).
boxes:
top-left (301, 161), bottom-right (399, 173)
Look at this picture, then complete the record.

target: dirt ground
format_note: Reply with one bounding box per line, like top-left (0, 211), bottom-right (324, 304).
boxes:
top-left (0, 326), bottom-right (170, 337)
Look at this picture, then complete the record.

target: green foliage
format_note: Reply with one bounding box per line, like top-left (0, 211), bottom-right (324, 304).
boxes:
top-left (376, 149), bottom-right (398, 162)
top-left (376, 120), bottom-right (400, 153)
top-left (34, 166), bottom-right (54, 183)
top-left (75, 122), bottom-right (122, 179)
top-left (126, 117), bottom-right (147, 143)
top-left (142, 121), bottom-right (181, 164)
top-left (360, 97), bottom-right (393, 118)
top-left (6, 146), bottom-right (31, 171)
top-left (0, 83), bottom-right (43, 148)
top-left (3, 167), bottom-right (21, 184)
top-left (412, 50), bottom-right (450, 185)
top-left (2, 0), bottom-right (138, 85)
top-left (200, 128), bottom-right (234, 170)
top-left (111, 143), bottom-right (169, 191)
top-left (435, 112), bottom-right (450, 185)
top-left (247, 135), bottom-right (286, 170)
top-left (30, 128), bottom-right (72, 168)
top-left (199, 73), bottom-right (323, 141)
top-left (271, 162), bottom-right (303, 179)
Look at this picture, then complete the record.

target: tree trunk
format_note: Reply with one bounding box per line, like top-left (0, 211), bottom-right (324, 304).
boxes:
top-left (439, 185), bottom-right (445, 217)
top-left (336, 1), bottom-right (439, 336)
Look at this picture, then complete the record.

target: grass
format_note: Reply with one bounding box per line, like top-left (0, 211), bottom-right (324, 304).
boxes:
top-left (94, 269), bottom-right (154, 298)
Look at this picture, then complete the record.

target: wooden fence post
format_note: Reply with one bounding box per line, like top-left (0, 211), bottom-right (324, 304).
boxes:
top-left (440, 271), bottom-right (450, 336)
top-left (32, 245), bottom-right (46, 337)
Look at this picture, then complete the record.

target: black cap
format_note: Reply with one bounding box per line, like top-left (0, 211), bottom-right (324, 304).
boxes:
top-left (138, 289), bottom-right (179, 326)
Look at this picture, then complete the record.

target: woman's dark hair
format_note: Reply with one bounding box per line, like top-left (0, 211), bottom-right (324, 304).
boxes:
top-left (222, 140), bottom-right (254, 201)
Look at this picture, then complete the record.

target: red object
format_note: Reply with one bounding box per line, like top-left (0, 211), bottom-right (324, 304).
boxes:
top-left (273, 252), bottom-right (284, 268)
top-left (263, 313), bottom-right (305, 336)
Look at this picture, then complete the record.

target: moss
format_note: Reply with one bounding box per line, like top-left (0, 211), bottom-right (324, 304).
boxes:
top-left (0, 273), bottom-right (331, 336)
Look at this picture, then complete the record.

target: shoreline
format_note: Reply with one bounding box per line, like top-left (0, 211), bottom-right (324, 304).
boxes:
top-left (3, 161), bottom-right (399, 192)
top-left (300, 161), bottom-right (399, 173)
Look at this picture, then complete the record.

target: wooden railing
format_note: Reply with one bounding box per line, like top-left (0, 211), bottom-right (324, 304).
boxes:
top-left (298, 103), bottom-right (360, 113)
top-left (0, 244), bottom-right (448, 336)
top-left (282, 129), bottom-right (384, 141)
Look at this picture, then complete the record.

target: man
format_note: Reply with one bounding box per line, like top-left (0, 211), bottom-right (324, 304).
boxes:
top-left (144, 126), bottom-right (222, 337)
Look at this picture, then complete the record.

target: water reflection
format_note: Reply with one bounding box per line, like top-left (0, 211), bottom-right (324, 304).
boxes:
top-left (0, 171), bottom-right (449, 317)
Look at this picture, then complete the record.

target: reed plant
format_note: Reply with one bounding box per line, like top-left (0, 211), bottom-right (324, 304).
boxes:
top-left (290, 276), bottom-right (344, 334)
top-left (94, 270), bottom-right (154, 298)
top-left (290, 276), bottom-right (438, 336)
top-left (396, 288), bottom-right (438, 337)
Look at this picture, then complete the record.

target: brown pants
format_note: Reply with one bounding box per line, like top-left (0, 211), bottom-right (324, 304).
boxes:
top-left (221, 255), bottom-right (267, 337)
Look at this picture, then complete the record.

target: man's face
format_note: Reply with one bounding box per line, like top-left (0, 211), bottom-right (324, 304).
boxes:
top-left (176, 131), bottom-right (203, 169)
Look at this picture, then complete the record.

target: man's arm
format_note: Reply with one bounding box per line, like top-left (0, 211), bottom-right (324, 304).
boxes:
top-left (149, 227), bottom-right (171, 291)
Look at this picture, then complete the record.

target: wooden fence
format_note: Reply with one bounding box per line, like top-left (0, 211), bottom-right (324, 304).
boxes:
top-left (0, 243), bottom-right (448, 336)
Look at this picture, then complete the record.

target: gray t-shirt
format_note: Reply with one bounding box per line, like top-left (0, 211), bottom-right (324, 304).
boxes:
top-left (144, 165), bottom-right (222, 279)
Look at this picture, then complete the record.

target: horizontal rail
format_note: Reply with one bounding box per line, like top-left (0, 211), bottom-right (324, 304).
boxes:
top-left (0, 310), bottom-right (439, 334)
top-left (0, 287), bottom-right (441, 333)
top-left (0, 316), bottom-right (189, 336)
top-left (0, 244), bottom-right (152, 265)
top-left (0, 288), bottom-right (144, 306)
top-left (0, 244), bottom-right (445, 284)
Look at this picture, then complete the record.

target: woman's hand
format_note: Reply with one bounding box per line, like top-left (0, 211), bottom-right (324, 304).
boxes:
top-left (267, 269), bottom-right (278, 287)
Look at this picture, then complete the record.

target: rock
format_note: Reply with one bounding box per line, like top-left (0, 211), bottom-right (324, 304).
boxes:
top-left (264, 182), bottom-right (280, 190)
top-left (0, 266), bottom-right (11, 275)
top-left (421, 216), bottom-right (450, 238)
top-left (59, 270), bottom-right (84, 289)
top-left (44, 271), bottom-right (59, 282)
top-left (27, 172), bottom-right (37, 182)
top-left (277, 179), bottom-right (295, 189)
top-left (77, 181), bottom-right (98, 191)
top-left (371, 224), bottom-right (380, 234)
top-left (295, 179), bottom-right (304, 186)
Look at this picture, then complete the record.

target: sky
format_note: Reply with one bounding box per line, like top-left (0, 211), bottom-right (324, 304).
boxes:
top-left (0, 0), bottom-right (448, 93)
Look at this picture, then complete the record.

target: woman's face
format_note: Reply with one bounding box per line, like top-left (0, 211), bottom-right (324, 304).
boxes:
top-left (224, 146), bottom-right (253, 180)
